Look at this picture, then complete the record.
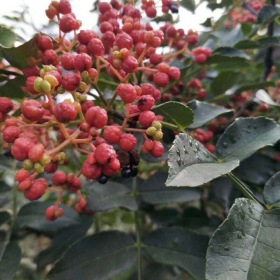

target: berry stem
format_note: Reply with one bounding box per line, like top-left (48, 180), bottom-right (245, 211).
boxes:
top-left (46, 128), bottom-right (81, 156)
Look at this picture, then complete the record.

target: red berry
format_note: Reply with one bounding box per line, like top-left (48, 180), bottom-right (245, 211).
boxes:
top-left (24, 178), bottom-right (48, 200)
top-left (114, 33), bottom-right (133, 50)
top-left (42, 49), bottom-right (58, 65)
top-left (15, 169), bottom-right (30, 182)
top-left (36, 35), bottom-right (53, 51)
top-left (61, 53), bottom-right (75, 70)
top-left (139, 111), bottom-right (156, 127)
top-left (137, 95), bottom-right (155, 111)
top-left (82, 161), bottom-right (102, 179)
top-left (81, 100), bottom-right (95, 113)
top-left (87, 38), bottom-right (105, 57)
top-left (59, 14), bottom-right (79, 33)
top-left (3, 126), bottom-right (20, 143)
top-left (23, 65), bottom-right (40, 78)
top-left (59, 0), bottom-right (72, 14)
top-left (85, 106), bottom-right (108, 128)
top-left (94, 143), bottom-right (117, 165)
top-left (18, 178), bottom-right (33, 191)
top-left (0, 97), bottom-right (13, 114)
top-left (205, 143), bottom-right (216, 153)
top-left (103, 126), bottom-right (122, 144)
top-left (116, 83), bottom-right (137, 104)
top-left (11, 137), bottom-right (35, 161)
top-left (21, 100), bottom-right (44, 121)
top-left (45, 205), bottom-right (64, 221)
top-left (28, 143), bottom-right (45, 162)
top-left (197, 89), bottom-right (207, 100)
top-left (153, 72), bottom-right (169, 87)
top-left (62, 73), bottom-right (81, 91)
top-left (168, 67), bottom-right (181, 80)
top-left (150, 141), bottom-right (164, 157)
top-left (54, 101), bottom-right (78, 123)
top-left (121, 55), bottom-right (138, 73)
top-left (74, 53), bottom-right (92, 72)
top-left (78, 30), bottom-right (97, 45)
top-left (145, 6), bottom-right (157, 17)
top-left (119, 133), bottom-right (137, 151)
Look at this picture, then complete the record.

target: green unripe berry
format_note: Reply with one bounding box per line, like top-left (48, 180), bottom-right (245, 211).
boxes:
top-left (34, 162), bottom-right (44, 173)
top-left (113, 51), bottom-right (121, 59)
top-left (34, 77), bottom-right (43, 92)
top-left (41, 80), bottom-right (52, 93)
top-left (152, 121), bottom-right (162, 130)
top-left (153, 130), bottom-right (163, 141)
top-left (78, 82), bottom-right (87, 92)
top-left (146, 126), bottom-right (157, 136)
top-left (44, 74), bottom-right (59, 88)
top-left (23, 159), bottom-right (34, 170)
top-left (40, 154), bottom-right (51, 166)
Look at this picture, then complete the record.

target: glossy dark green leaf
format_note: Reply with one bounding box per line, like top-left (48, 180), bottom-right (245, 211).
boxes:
top-left (217, 117), bottom-right (280, 162)
top-left (87, 181), bottom-right (137, 212)
top-left (257, 5), bottom-right (280, 24)
top-left (0, 25), bottom-right (17, 48)
top-left (153, 101), bottom-right (194, 131)
top-left (0, 211), bottom-right (11, 226)
top-left (226, 81), bottom-right (275, 95)
top-left (139, 171), bottom-right (201, 204)
top-left (210, 71), bottom-right (240, 95)
top-left (188, 100), bottom-right (232, 129)
top-left (0, 75), bottom-right (25, 99)
top-left (234, 39), bottom-right (259, 49)
top-left (0, 35), bottom-right (38, 69)
top-left (258, 37), bottom-right (280, 48)
top-left (0, 241), bottom-right (21, 280)
top-left (49, 231), bottom-right (137, 280)
top-left (16, 202), bottom-right (83, 235)
top-left (206, 198), bottom-right (280, 279)
top-left (37, 217), bottom-right (93, 271)
top-left (180, 0), bottom-right (195, 12)
top-left (234, 154), bottom-right (277, 185)
top-left (263, 171), bottom-right (280, 206)
top-left (166, 133), bottom-right (239, 187)
top-left (144, 227), bottom-right (209, 280)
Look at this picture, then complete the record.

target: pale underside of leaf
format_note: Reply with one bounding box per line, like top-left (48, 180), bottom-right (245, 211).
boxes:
top-left (166, 160), bottom-right (239, 187)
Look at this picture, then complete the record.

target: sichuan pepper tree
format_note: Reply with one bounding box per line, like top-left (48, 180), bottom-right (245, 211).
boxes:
top-left (1, 0), bottom-right (280, 279)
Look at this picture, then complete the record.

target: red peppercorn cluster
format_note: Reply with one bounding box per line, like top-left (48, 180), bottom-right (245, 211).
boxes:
top-left (0, 0), bottom-right (210, 220)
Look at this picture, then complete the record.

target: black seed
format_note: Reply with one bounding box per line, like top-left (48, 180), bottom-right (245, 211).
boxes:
top-left (131, 165), bottom-right (138, 177)
top-left (129, 150), bottom-right (140, 166)
top-left (170, 5), bottom-right (179, 13)
top-left (98, 174), bottom-right (108, 184)
top-left (121, 168), bottom-right (132, 178)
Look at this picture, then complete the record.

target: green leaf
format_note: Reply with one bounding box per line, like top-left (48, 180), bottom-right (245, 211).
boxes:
top-left (226, 81), bottom-right (275, 95)
top-left (188, 100), bottom-right (232, 129)
top-left (180, 0), bottom-right (195, 12)
top-left (263, 171), bottom-right (280, 206)
top-left (48, 231), bottom-right (137, 280)
top-left (0, 75), bottom-right (25, 99)
top-left (213, 47), bottom-right (250, 59)
top-left (210, 71), bottom-right (240, 95)
top-left (235, 154), bottom-right (277, 185)
top-left (166, 133), bottom-right (239, 187)
top-left (37, 217), bottom-right (93, 271)
top-left (0, 25), bottom-right (17, 48)
top-left (86, 182), bottom-right (137, 212)
top-left (16, 202), bottom-right (83, 235)
top-left (144, 227), bottom-right (209, 280)
top-left (0, 35), bottom-right (39, 69)
top-left (0, 241), bottom-right (21, 280)
top-left (234, 39), bottom-right (259, 49)
top-left (139, 171), bottom-right (201, 205)
top-left (216, 117), bottom-right (280, 162)
top-left (206, 198), bottom-right (280, 279)
top-left (153, 101), bottom-right (194, 131)
top-left (0, 211), bottom-right (11, 226)
top-left (258, 37), bottom-right (280, 48)
top-left (257, 5), bottom-right (280, 24)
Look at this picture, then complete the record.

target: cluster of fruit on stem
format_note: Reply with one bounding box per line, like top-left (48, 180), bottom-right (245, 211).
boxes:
top-left (0, 0), bottom-right (213, 220)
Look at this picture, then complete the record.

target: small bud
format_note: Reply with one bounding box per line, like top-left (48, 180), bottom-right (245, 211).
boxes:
top-left (152, 121), bottom-right (162, 130)
top-left (23, 159), bottom-right (34, 170)
top-left (34, 77), bottom-right (43, 92)
top-left (153, 130), bottom-right (163, 141)
top-left (41, 80), bottom-right (52, 93)
top-left (40, 154), bottom-right (51, 166)
top-left (146, 126), bottom-right (157, 136)
top-left (34, 162), bottom-right (44, 173)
